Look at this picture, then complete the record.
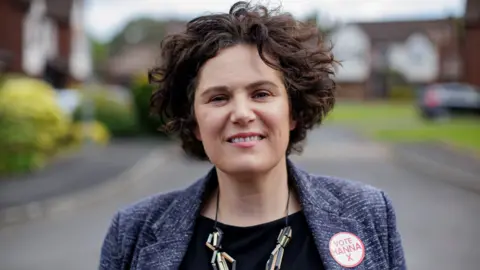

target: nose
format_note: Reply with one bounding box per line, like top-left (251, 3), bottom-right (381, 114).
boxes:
top-left (229, 95), bottom-right (256, 125)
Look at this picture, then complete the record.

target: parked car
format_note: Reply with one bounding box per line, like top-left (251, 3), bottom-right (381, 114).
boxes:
top-left (417, 83), bottom-right (480, 120)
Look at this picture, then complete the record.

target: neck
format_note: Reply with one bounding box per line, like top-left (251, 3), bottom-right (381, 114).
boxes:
top-left (203, 159), bottom-right (301, 227)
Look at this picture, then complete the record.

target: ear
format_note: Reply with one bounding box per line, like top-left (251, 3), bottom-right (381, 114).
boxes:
top-left (194, 126), bottom-right (202, 141)
top-left (289, 118), bottom-right (297, 131)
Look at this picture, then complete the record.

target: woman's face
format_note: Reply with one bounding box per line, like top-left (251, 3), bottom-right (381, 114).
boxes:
top-left (194, 44), bottom-right (296, 175)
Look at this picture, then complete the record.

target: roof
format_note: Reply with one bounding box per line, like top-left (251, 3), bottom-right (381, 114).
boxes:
top-left (108, 44), bottom-right (160, 77)
top-left (338, 18), bottom-right (462, 81)
top-left (354, 19), bottom-right (457, 46)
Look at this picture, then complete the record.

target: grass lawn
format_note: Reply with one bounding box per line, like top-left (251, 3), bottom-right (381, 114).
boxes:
top-left (326, 102), bottom-right (480, 152)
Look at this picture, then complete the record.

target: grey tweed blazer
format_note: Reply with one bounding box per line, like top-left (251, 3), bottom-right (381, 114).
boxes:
top-left (99, 160), bottom-right (406, 270)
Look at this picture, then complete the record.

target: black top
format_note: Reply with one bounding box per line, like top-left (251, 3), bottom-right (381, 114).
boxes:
top-left (180, 211), bottom-right (325, 270)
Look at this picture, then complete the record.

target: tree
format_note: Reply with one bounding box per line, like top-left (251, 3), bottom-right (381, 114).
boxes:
top-left (89, 37), bottom-right (108, 78)
top-left (304, 10), bottom-right (318, 26)
top-left (302, 10), bottom-right (338, 38)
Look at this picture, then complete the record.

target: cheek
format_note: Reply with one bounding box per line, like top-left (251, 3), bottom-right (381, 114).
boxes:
top-left (195, 109), bottom-right (225, 140)
top-left (260, 103), bottom-right (293, 137)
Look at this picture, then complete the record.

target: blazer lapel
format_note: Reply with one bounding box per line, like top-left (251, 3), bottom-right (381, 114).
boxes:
top-left (136, 170), bottom-right (215, 270)
top-left (289, 161), bottom-right (369, 270)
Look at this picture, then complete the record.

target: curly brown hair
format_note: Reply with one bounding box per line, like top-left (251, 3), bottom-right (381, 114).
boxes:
top-left (149, 1), bottom-right (336, 160)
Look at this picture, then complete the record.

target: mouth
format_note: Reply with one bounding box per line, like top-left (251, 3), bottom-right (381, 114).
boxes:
top-left (226, 133), bottom-right (266, 143)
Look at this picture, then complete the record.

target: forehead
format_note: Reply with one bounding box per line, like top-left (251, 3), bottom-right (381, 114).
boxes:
top-left (196, 44), bottom-right (283, 92)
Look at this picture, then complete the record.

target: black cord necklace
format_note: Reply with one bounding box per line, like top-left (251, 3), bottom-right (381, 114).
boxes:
top-left (205, 188), bottom-right (292, 270)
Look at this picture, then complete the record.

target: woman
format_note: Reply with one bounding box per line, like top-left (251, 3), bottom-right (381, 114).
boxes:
top-left (100, 2), bottom-right (406, 269)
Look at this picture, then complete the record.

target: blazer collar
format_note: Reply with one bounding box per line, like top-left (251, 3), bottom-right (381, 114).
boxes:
top-left (137, 160), bottom-right (367, 270)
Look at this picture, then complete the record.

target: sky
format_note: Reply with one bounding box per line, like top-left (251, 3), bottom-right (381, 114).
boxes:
top-left (85, 0), bottom-right (466, 42)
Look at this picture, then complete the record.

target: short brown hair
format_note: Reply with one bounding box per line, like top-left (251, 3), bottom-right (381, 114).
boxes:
top-left (149, 1), bottom-right (336, 160)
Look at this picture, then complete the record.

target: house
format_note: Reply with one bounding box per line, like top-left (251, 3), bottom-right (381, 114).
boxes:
top-left (463, 0), bottom-right (480, 87)
top-left (331, 19), bottom-right (463, 100)
top-left (107, 43), bottom-right (160, 85)
top-left (106, 20), bottom-right (186, 85)
top-left (0, 0), bottom-right (91, 88)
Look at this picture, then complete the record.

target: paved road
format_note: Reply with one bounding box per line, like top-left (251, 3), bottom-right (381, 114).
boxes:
top-left (0, 139), bottom-right (162, 208)
top-left (1, 126), bottom-right (479, 270)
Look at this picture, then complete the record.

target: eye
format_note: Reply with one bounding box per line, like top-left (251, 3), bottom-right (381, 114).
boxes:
top-left (209, 95), bottom-right (228, 103)
top-left (252, 90), bottom-right (271, 99)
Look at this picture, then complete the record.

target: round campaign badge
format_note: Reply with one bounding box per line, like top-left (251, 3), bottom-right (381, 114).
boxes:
top-left (329, 232), bottom-right (365, 268)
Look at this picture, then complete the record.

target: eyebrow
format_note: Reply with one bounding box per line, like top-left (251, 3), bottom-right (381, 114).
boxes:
top-left (200, 80), bottom-right (279, 97)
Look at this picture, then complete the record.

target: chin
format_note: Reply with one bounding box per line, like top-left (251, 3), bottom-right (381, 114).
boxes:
top-left (215, 154), bottom-right (277, 176)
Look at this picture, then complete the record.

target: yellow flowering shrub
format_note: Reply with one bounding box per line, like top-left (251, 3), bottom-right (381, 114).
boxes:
top-left (0, 77), bottom-right (69, 174)
top-left (70, 121), bottom-right (111, 146)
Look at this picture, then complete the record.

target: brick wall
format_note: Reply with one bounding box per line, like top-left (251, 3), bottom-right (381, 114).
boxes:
top-left (0, 1), bottom-right (26, 73)
top-left (463, 23), bottom-right (480, 87)
top-left (336, 82), bottom-right (368, 100)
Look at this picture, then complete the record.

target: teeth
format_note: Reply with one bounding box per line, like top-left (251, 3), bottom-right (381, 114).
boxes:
top-left (231, 136), bottom-right (262, 143)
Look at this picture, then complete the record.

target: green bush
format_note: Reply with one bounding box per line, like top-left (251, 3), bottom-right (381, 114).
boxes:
top-left (130, 74), bottom-right (165, 136)
top-left (73, 86), bottom-right (139, 137)
top-left (385, 69), bottom-right (417, 101)
top-left (0, 77), bottom-right (70, 175)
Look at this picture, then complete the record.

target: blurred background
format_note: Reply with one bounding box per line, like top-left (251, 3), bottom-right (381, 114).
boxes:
top-left (0, 0), bottom-right (479, 269)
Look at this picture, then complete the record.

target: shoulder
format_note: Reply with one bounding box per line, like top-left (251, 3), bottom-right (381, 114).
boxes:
top-left (306, 173), bottom-right (403, 255)
top-left (301, 173), bottom-right (406, 269)
top-left (99, 188), bottom-right (187, 269)
top-left (114, 187), bottom-right (184, 235)
top-left (297, 167), bottom-right (395, 221)
top-left (319, 174), bottom-right (388, 210)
